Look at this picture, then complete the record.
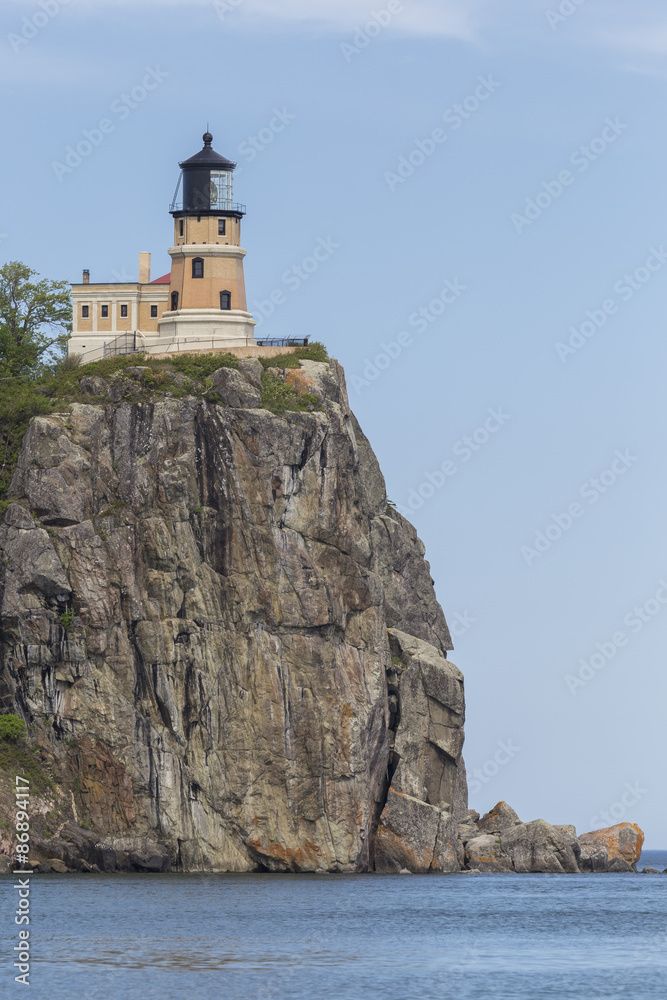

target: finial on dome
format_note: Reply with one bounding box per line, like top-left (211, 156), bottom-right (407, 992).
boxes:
top-left (203, 131), bottom-right (213, 146)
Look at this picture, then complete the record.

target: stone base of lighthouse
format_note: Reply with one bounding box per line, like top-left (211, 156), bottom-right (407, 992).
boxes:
top-left (156, 309), bottom-right (257, 353)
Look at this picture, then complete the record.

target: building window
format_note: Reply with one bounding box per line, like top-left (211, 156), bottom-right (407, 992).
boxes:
top-left (81, 305), bottom-right (89, 318)
top-left (120, 304), bottom-right (128, 318)
top-left (101, 305), bottom-right (109, 318)
top-left (171, 291), bottom-right (179, 311)
top-left (179, 220), bottom-right (184, 237)
top-left (192, 257), bottom-right (204, 279)
top-left (218, 219), bottom-right (226, 236)
top-left (220, 291), bottom-right (231, 311)
top-left (150, 305), bottom-right (158, 318)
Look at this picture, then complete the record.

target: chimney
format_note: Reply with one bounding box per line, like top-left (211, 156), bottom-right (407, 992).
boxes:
top-left (82, 269), bottom-right (90, 284)
top-left (138, 252), bottom-right (151, 284)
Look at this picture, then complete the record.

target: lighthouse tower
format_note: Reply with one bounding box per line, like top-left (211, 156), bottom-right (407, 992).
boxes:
top-left (157, 132), bottom-right (257, 348)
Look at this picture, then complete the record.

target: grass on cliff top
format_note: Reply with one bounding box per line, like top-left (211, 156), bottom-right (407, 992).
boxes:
top-left (0, 344), bottom-right (330, 510)
top-left (259, 342), bottom-right (329, 369)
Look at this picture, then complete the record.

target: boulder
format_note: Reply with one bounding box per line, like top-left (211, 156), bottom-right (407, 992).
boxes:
top-left (208, 367), bottom-right (261, 408)
top-left (501, 819), bottom-right (580, 873)
top-left (642, 867), bottom-right (660, 874)
top-left (464, 816), bottom-right (579, 873)
top-left (477, 801), bottom-right (521, 835)
top-left (79, 375), bottom-right (109, 397)
top-left (129, 850), bottom-right (170, 873)
top-left (92, 846), bottom-right (118, 873)
top-left (79, 860), bottom-right (102, 873)
top-left (237, 358), bottom-right (263, 389)
top-left (0, 855), bottom-right (11, 873)
top-left (38, 859), bottom-right (69, 873)
top-left (577, 823), bottom-right (644, 873)
top-left (465, 834), bottom-right (513, 873)
top-left (374, 789), bottom-right (460, 874)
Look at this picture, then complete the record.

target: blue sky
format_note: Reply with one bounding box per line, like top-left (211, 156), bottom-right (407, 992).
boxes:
top-left (2, 0), bottom-right (667, 845)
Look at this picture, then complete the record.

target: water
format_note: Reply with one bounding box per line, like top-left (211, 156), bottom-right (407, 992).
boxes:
top-left (2, 859), bottom-right (666, 1000)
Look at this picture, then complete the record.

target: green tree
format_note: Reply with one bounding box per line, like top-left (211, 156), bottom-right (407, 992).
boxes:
top-left (0, 261), bottom-right (72, 378)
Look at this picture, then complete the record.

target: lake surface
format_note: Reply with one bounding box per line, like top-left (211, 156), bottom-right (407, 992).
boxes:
top-left (2, 851), bottom-right (666, 1000)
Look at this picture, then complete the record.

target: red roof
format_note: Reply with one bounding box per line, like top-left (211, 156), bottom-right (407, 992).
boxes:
top-left (150, 273), bottom-right (171, 284)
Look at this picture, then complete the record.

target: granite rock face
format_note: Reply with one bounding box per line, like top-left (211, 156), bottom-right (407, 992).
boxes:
top-left (0, 358), bottom-right (467, 872)
top-left (374, 629), bottom-right (466, 873)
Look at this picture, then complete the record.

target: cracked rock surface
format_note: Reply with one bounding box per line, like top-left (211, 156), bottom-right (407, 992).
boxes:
top-left (0, 359), bottom-right (467, 872)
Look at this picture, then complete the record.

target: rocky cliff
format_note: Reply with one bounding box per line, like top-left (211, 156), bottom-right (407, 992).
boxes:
top-left (0, 354), bottom-right (468, 873)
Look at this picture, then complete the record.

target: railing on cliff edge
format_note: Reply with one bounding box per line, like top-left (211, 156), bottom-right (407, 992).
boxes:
top-left (96, 333), bottom-right (311, 361)
top-left (103, 333), bottom-right (141, 358)
top-left (255, 338), bottom-right (310, 347)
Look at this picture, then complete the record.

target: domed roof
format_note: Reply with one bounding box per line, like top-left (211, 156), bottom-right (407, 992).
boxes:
top-left (179, 132), bottom-right (236, 170)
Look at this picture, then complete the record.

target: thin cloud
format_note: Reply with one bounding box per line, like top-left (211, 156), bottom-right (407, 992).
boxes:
top-left (242, 0), bottom-right (477, 38)
top-left (5, 0), bottom-right (667, 53)
top-left (598, 23), bottom-right (667, 57)
top-left (3, 0), bottom-right (481, 39)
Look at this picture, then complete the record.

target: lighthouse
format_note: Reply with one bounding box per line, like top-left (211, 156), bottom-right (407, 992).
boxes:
top-left (158, 132), bottom-right (257, 348)
top-left (69, 131), bottom-right (257, 361)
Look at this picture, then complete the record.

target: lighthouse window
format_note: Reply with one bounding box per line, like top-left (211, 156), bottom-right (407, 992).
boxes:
top-left (120, 305), bottom-right (128, 318)
top-left (101, 305), bottom-right (109, 318)
top-left (150, 305), bottom-right (158, 318)
top-left (210, 171), bottom-right (233, 209)
top-left (171, 291), bottom-right (179, 311)
top-left (220, 291), bottom-right (231, 311)
top-left (179, 220), bottom-right (184, 237)
top-left (192, 258), bottom-right (204, 279)
top-left (81, 305), bottom-right (89, 318)
top-left (218, 219), bottom-right (226, 236)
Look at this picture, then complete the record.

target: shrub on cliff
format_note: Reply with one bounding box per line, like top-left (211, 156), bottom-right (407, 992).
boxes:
top-left (0, 714), bottom-right (26, 743)
top-left (261, 370), bottom-right (320, 414)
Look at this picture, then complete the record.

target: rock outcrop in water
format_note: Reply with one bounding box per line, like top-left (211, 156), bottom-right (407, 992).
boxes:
top-left (0, 356), bottom-right (468, 873)
top-left (577, 822), bottom-right (645, 873)
top-left (460, 802), bottom-right (644, 873)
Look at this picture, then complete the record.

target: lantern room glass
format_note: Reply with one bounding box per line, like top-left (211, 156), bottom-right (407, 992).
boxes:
top-left (209, 170), bottom-right (234, 210)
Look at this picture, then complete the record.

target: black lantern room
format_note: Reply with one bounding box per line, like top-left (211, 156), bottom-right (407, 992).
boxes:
top-left (170, 132), bottom-right (246, 218)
